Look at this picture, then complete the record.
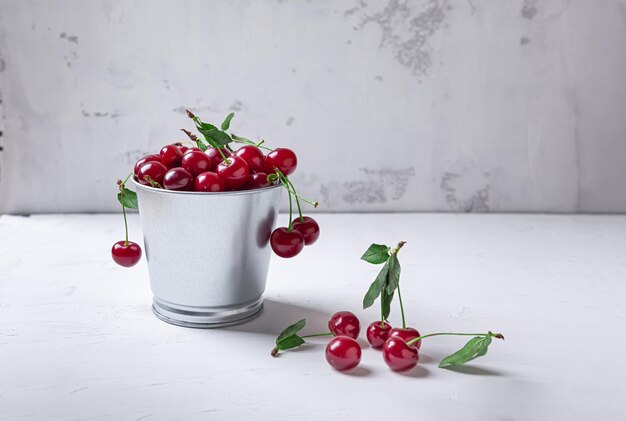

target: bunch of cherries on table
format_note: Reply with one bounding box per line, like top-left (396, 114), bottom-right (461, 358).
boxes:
top-left (111, 111), bottom-right (320, 268)
top-left (272, 242), bottom-right (504, 373)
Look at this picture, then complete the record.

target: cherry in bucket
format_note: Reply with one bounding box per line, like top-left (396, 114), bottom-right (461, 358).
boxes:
top-left (111, 177), bottom-right (142, 267)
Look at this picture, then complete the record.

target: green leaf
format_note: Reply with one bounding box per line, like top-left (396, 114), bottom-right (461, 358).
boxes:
top-left (361, 244), bottom-right (390, 264)
top-left (197, 121), bottom-right (219, 132)
top-left (438, 335), bottom-right (493, 368)
top-left (200, 128), bottom-right (232, 147)
top-left (117, 188), bottom-right (138, 209)
top-left (196, 141), bottom-right (208, 151)
top-left (275, 335), bottom-right (305, 351)
top-left (221, 112), bottom-right (235, 131)
top-left (276, 319), bottom-right (306, 344)
top-left (363, 262), bottom-right (389, 309)
top-left (385, 254), bottom-right (401, 295)
top-left (231, 133), bottom-right (254, 144)
top-left (380, 289), bottom-right (394, 320)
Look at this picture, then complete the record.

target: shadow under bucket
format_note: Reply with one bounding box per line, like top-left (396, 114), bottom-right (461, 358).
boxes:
top-left (133, 180), bottom-right (282, 328)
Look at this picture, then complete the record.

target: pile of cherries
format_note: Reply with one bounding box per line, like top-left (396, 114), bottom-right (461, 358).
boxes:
top-left (111, 110), bottom-right (321, 267)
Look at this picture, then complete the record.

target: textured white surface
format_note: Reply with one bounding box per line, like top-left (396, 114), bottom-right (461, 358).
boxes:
top-left (1, 0), bottom-right (626, 213)
top-left (1, 213), bottom-right (626, 420)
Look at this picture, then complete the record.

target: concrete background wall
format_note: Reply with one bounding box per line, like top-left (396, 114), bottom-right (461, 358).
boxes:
top-left (0, 0), bottom-right (625, 213)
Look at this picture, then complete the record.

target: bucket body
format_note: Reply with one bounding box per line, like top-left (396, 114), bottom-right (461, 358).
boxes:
top-left (133, 180), bottom-right (282, 328)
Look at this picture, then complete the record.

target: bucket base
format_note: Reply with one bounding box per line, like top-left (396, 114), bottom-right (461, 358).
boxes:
top-left (152, 297), bottom-right (263, 328)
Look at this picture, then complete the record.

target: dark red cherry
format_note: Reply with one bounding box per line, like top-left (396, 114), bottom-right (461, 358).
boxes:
top-left (163, 167), bottom-right (194, 191)
top-left (111, 240), bottom-right (142, 267)
top-left (366, 321), bottom-right (392, 349)
top-left (182, 150), bottom-right (212, 176)
top-left (264, 148), bottom-right (297, 176)
top-left (270, 227), bottom-right (304, 258)
top-left (184, 147), bottom-right (203, 155)
top-left (328, 311), bottom-right (360, 339)
top-left (291, 216), bottom-right (320, 245)
top-left (243, 172), bottom-right (272, 190)
top-left (160, 145), bottom-right (184, 169)
top-left (325, 336), bottom-right (362, 371)
top-left (194, 172), bottom-right (224, 192)
top-left (134, 154), bottom-right (160, 177)
top-left (388, 327), bottom-right (421, 350)
top-left (235, 145), bottom-right (265, 172)
top-left (137, 161), bottom-right (168, 186)
top-left (205, 147), bottom-right (232, 170)
top-left (383, 337), bottom-right (419, 372)
top-left (178, 145), bottom-right (189, 154)
top-left (216, 156), bottom-right (249, 190)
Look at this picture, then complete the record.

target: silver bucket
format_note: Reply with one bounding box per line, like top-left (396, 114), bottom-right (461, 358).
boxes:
top-left (133, 180), bottom-right (282, 328)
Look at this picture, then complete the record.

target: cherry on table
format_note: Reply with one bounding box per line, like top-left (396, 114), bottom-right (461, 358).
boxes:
top-left (134, 154), bottom-right (160, 177)
top-left (160, 145), bottom-right (184, 169)
top-left (206, 147), bottom-right (232, 170)
top-left (216, 156), bottom-right (249, 190)
top-left (111, 240), bottom-right (142, 267)
top-left (243, 172), bottom-right (272, 190)
top-left (388, 327), bottom-right (421, 349)
top-left (328, 311), bottom-right (360, 339)
top-left (137, 161), bottom-right (168, 186)
top-left (366, 321), bottom-right (392, 349)
top-left (182, 150), bottom-right (212, 176)
top-left (291, 216), bottom-right (320, 245)
top-left (270, 227), bottom-right (304, 258)
top-left (383, 337), bottom-right (419, 372)
top-left (194, 171), bottom-right (224, 192)
top-left (163, 167), bottom-right (194, 191)
top-left (235, 145), bottom-right (265, 173)
top-left (264, 148), bottom-right (297, 176)
top-left (325, 336), bottom-right (362, 371)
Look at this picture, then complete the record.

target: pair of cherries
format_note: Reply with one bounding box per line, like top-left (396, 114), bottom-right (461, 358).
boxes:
top-left (270, 216), bottom-right (320, 258)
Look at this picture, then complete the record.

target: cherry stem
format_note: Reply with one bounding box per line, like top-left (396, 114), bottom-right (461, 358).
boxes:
top-left (390, 241), bottom-right (407, 327)
top-left (287, 189), bottom-right (294, 231)
top-left (300, 332), bottom-right (333, 339)
top-left (405, 331), bottom-right (505, 347)
top-left (285, 178), bottom-right (304, 221)
top-left (276, 171), bottom-right (318, 208)
top-left (121, 203), bottom-right (129, 246)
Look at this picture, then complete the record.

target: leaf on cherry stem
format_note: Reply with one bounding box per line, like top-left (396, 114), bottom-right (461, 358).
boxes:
top-left (361, 243), bottom-right (390, 264)
top-left (385, 254), bottom-right (401, 295)
top-left (221, 112), bottom-right (235, 131)
top-left (117, 187), bottom-right (138, 209)
top-left (363, 261), bottom-right (389, 309)
top-left (272, 319), bottom-right (307, 356)
top-left (438, 335), bottom-right (493, 368)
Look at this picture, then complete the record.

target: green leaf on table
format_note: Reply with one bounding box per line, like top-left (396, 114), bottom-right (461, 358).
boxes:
top-left (117, 188), bottom-right (138, 209)
top-left (361, 243), bottom-right (390, 264)
top-left (276, 319), bottom-right (306, 344)
top-left (275, 335), bottom-right (305, 351)
top-left (200, 128), bottom-right (232, 147)
top-left (438, 335), bottom-right (493, 368)
top-left (380, 288), bottom-right (394, 320)
top-left (363, 261), bottom-right (389, 309)
top-left (221, 112), bottom-right (235, 131)
top-left (385, 254), bottom-right (401, 295)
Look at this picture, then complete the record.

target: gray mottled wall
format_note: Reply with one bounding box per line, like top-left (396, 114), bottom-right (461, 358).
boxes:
top-left (1, 0), bottom-right (625, 213)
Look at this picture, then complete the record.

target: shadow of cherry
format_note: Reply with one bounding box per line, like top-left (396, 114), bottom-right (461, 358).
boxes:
top-left (441, 365), bottom-right (504, 376)
top-left (341, 366), bottom-right (372, 377)
top-left (398, 365), bottom-right (429, 378)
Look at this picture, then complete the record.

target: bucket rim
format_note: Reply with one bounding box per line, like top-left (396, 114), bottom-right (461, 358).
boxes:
top-left (131, 177), bottom-right (283, 196)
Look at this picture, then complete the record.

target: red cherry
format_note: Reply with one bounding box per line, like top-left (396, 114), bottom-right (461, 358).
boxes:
top-left (163, 167), bottom-right (194, 191)
top-left (366, 321), bottom-right (392, 349)
top-left (111, 240), bottom-right (142, 267)
top-left (388, 327), bottom-right (421, 350)
top-left (216, 156), bottom-right (249, 190)
top-left (383, 337), bottom-right (419, 372)
top-left (243, 172), bottom-right (272, 190)
top-left (291, 216), bottom-right (320, 245)
top-left (182, 150), bottom-right (212, 176)
top-left (137, 161), bottom-right (168, 186)
top-left (184, 147), bottom-right (203, 155)
top-left (205, 148), bottom-right (232, 170)
top-left (270, 227), bottom-right (304, 258)
top-left (160, 145), bottom-right (184, 169)
top-left (328, 311), bottom-right (360, 339)
top-left (178, 145), bottom-right (189, 154)
top-left (194, 172), bottom-right (225, 192)
top-left (234, 145), bottom-right (265, 172)
top-left (264, 148), bottom-right (297, 176)
top-left (325, 336), bottom-right (362, 371)
top-left (134, 154), bottom-right (160, 177)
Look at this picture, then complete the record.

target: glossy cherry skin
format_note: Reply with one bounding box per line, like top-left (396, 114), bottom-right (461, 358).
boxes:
top-left (216, 156), bottom-right (249, 190)
top-left (163, 167), bottom-right (194, 191)
top-left (182, 150), bottom-right (213, 176)
top-left (111, 241), bottom-right (142, 267)
top-left (366, 321), bottom-right (392, 349)
top-left (383, 337), bottom-right (419, 372)
top-left (388, 327), bottom-right (421, 350)
top-left (325, 336), bottom-right (362, 371)
top-left (291, 216), bottom-right (320, 245)
top-left (194, 171), bottom-right (225, 192)
top-left (178, 145), bottom-right (189, 154)
top-left (205, 147), bottom-right (232, 170)
top-left (184, 147), bottom-right (203, 155)
top-left (270, 227), bottom-right (304, 258)
top-left (134, 154), bottom-right (160, 177)
top-left (243, 172), bottom-right (272, 190)
top-left (160, 145), bottom-right (184, 169)
top-left (328, 311), bottom-right (360, 339)
top-left (264, 148), bottom-right (297, 176)
top-left (235, 145), bottom-right (265, 173)
top-left (137, 161), bottom-right (168, 186)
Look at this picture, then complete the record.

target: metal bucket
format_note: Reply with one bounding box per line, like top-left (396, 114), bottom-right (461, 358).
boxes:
top-left (133, 180), bottom-right (282, 328)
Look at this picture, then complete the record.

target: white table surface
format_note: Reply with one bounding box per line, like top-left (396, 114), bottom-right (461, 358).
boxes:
top-left (1, 213), bottom-right (625, 420)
